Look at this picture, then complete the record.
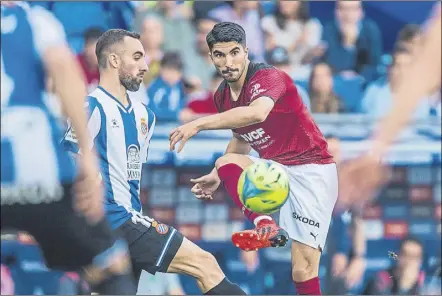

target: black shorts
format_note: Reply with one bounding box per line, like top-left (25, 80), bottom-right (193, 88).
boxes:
top-left (116, 217), bottom-right (184, 280)
top-left (0, 184), bottom-right (118, 271)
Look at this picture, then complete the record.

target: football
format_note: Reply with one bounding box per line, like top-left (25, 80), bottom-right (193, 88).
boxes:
top-left (238, 161), bottom-right (290, 215)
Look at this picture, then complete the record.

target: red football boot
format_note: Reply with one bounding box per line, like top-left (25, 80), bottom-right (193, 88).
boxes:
top-left (231, 219), bottom-right (289, 251)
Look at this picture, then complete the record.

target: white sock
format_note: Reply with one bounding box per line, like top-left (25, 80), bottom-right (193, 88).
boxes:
top-left (253, 215), bottom-right (272, 226)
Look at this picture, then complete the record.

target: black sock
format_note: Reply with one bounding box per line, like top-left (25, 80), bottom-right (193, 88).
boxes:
top-left (92, 273), bottom-right (137, 295)
top-left (205, 277), bottom-right (247, 295)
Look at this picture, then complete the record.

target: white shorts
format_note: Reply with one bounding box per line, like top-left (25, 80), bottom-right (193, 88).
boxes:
top-left (248, 156), bottom-right (338, 250)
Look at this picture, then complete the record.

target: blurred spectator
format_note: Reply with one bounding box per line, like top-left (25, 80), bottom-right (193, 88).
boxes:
top-left (324, 210), bottom-right (366, 294)
top-left (265, 47), bottom-right (311, 111)
top-left (261, 1), bottom-right (322, 79)
top-left (179, 72), bottom-right (222, 123)
top-left (208, 1), bottom-right (265, 62)
top-left (309, 63), bottom-right (345, 113)
top-left (183, 17), bottom-right (218, 90)
top-left (139, 14), bottom-right (164, 86)
top-left (192, 1), bottom-right (223, 22)
top-left (147, 52), bottom-right (187, 122)
top-left (137, 271), bottom-right (185, 295)
top-left (323, 136), bottom-right (366, 294)
top-left (77, 27), bottom-right (103, 92)
top-left (134, 2), bottom-right (195, 66)
top-left (363, 237), bottom-right (426, 295)
top-left (361, 45), bottom-right (441, 120)
top-left (321, 1), bottom-right (382, 83)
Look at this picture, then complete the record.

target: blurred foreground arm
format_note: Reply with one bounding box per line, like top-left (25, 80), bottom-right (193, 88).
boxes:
top-left (370, 5), bottom-right (441, 157)
top-left (34, 6), bottom-right (102, 222)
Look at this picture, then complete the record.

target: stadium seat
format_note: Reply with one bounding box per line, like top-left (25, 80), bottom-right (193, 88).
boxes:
top-left (333, 75), bottom-right (364, 113)
top-left (51, 2), bottom-right (109, 37)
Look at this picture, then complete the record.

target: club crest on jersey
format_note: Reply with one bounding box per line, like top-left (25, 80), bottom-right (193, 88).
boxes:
top-left (127, 144), bottom-right (141, 180)
top-left (140, 118), bottom-right (148, 135)
top-left (250, 83), bottom-right (266, 100)
top-left (155, 223), bottom-right (169, 235)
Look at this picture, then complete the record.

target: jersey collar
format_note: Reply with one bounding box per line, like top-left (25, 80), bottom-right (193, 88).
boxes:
top-left (98, 86), bottom-right (133, 113)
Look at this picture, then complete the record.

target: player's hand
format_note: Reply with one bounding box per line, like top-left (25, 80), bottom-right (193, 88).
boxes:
top-left (344, 257), bottom-right (366, 289)
top-left (190, 172), bottom-right (221, 200)
top-left (169, 122), bottom-right (200, 153)
top-left (75, 152), bottom-right (104, 225)
top-left (332, 253), bottom-right (348, 277)
top-left (338, 153), bottom-right (391, 210)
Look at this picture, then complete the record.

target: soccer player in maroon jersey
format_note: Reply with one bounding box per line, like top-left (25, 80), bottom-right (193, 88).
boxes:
top-left (338, 3), bottom-right (441, 208)
top-left (169, 22), bottom-right (338, 295)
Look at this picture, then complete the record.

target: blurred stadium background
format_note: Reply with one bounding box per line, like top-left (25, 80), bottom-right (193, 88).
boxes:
top-left (1, 1), bottom-right (441, 295)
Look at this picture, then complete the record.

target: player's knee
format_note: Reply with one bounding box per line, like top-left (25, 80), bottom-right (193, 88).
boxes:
top-left (195, 250), bottom-right (224, 280)
top-left (291, 261), bottom-right (319, 282)
top-left (215, 153), bottom-right (249, 170)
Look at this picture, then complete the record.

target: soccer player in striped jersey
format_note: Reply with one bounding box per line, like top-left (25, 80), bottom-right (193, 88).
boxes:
top-left (61, 29), bottom-right (246, 295)
top-left (0, 2), bottom-right (136, 294)
top-left (339, 3), bottom-right (441, 208)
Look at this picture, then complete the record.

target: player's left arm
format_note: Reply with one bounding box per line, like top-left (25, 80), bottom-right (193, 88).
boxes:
top-left (194, 97), bottom-right (276, 130)
top-left (192, 69), bottom-right (286, 130)
top-left (169, 69), bottom-right (286, 152)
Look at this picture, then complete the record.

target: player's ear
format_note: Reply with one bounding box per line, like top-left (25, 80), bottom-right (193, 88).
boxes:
top-left (108, 53), bottom-right (120, 69)
top-left (244, 47), bottom-right (249, 60)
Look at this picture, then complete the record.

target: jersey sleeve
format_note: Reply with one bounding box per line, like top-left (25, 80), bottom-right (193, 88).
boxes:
top-left (27, 6), bottom-right (68, 58)
top-left (142, 107), bottom-right (156, 163)
top-left (61, 97), bottom-right (102, 154)
top-left (247, 68), bottom-right (287, 103)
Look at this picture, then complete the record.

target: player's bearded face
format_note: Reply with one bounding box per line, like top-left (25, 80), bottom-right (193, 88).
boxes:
top-left (119, 61), bottom-right (143, 92)
top-left (210, 42), bottom-right (248, 83)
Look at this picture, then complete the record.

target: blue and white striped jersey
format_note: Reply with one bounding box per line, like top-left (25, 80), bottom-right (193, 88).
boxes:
top-left (1, 3), bottom-right (76, 199)
top-left (61, 87), bottom-right (156, 229)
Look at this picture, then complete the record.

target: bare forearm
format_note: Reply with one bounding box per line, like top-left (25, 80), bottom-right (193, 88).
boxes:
top-left (351, 217), bottom-right (366, 257)
top-left (195, 107), bottom-right (264, 131)
top-left (45, 47), bottom-right (90, 153)
top-left (371, 15), bottom-right (441, 156)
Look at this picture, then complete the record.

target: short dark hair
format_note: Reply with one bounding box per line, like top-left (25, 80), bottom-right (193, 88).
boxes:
top-left (396, 24), bottom-right (421, 44)
top-left (83, 27), bottom-right (104, 44)
top-left (95, 29), bottom-right (140, 68)
top-left (206, 22), bottom-right (246, 51)
top-left (160, 52), bottom-right (183, 71)
top-left (399, 236), bottom-right (423, 252)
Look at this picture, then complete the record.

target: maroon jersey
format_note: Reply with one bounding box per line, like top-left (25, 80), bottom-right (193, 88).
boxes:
top-left (214, 63), bottom-right (334, 166)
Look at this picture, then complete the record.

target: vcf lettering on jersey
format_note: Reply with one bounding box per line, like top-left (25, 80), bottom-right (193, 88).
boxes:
top-left (240, 128), bottom-right (274, 149)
